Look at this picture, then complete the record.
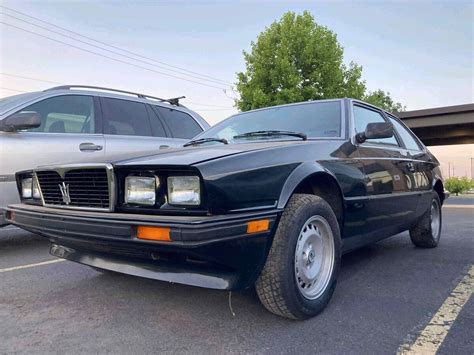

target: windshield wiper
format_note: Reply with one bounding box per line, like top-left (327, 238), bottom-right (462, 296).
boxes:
top-left (183, 137), bottom-right (228, 147)
top-left (233, 130), bottom-right (307, 141)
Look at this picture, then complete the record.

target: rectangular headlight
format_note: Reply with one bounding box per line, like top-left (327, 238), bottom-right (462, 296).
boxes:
top-left (125, 176), bottom-right (156, 206)
top-left (20, 175), bottom-right (41, 200)
top-left (32, 176), bottom-right (41, 199)
top-left (167, 176), bottom-right (200, 205)
top-left (21, 177), bottom-right (33, 198)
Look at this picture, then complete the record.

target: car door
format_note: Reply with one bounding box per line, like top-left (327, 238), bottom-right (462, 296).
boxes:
top-left (352, 103), bottom-right (418, 238)
top-left (0, 94), bottom-right (105, 213)
top-left (100, 97), bottom-right (180, 160)
top-left (386, 114), bottom-right (434, 218)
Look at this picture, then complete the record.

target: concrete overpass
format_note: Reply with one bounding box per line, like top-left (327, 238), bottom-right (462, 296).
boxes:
top-left (397, 103), bottom-right (474, 146)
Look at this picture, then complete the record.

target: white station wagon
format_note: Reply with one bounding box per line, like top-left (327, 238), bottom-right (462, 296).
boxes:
top-left (0, 85), bottom-right (210, 226)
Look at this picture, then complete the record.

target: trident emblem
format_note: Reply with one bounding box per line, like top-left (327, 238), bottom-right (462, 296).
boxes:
top-left (59, 182), bottom-right (71, 205)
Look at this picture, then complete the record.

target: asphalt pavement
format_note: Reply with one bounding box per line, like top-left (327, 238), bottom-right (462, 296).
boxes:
top-left (444, 194), bottom-right (474, 206)
top-left (0, 207), bottom-right (472, 354)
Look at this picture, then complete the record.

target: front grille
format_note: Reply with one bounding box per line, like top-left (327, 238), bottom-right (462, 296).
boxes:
top-left (36, 168), bottom-right (111, 210)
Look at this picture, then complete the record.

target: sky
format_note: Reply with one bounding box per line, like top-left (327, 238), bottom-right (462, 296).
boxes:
top-left (0, 0), bottom-right (473, 177)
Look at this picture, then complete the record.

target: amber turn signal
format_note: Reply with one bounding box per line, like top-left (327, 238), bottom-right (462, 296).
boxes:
top-left (137, 226), bottom-right (171, 242)
top-left (246, 219), bottom-right (270, 234)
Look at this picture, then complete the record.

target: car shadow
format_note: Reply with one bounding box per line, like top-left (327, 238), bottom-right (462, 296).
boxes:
top-left (0, 227), bottom-right (47, 248)
top-left (69, 233), bottom-right (410, 324)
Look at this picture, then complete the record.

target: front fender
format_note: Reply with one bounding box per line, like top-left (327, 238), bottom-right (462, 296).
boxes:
top-left (277, 162), bottom-right (340, 209)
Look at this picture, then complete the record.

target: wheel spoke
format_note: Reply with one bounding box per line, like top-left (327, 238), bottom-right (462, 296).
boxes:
top-left (294, 215), bottom-right (334, 299)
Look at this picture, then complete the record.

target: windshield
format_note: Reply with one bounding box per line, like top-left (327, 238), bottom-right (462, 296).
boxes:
top-left (198, 100), bottom-right (342, 143)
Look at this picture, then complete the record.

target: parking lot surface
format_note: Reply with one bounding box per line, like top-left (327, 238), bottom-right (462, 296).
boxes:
top-left (1, 207), bottom-right (472, 354)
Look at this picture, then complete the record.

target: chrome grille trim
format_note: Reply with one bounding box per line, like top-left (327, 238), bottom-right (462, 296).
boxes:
top-left (34, 164), bottom-right (115, 212)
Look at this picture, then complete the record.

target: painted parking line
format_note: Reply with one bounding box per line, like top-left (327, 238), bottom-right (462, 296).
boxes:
top-left (398, 265), bottom-right (474, 354)
top-left (0, 259), bottom-right (65, 273)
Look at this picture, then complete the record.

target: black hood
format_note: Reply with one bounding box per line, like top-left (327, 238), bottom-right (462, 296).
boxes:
top-left (115, 141), bottom-right (308, 167)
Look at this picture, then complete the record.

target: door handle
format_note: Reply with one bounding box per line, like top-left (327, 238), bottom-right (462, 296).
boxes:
top-left (407, 162), bottom-right (416, 173)
top-left (79, 142), bottom-right (103, 152)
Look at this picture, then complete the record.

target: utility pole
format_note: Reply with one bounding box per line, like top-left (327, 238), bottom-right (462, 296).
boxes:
top-left (471, 157), bottom-right (473, 180)
top-left (448, 162), bottom-right (451, 178)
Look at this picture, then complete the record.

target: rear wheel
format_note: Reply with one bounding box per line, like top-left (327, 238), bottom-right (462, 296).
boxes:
top-left (409, 194), bottom-right (442, 248)
top-left (255, 194), bottom-right (341, 320)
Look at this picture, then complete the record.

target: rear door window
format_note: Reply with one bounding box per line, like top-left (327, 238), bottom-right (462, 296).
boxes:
top-left (13, 95), bottom-right (95, 133)
top-left (101, 98), bottom-right (152, 136)
top-left (154, 106), bottom-right (202, 139)
top-left (146, 105), bottom-right (168, 137)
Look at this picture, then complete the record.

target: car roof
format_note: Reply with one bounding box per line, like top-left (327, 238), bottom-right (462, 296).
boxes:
top-left (0, 87), bottom-right (210, 128)
top-left (228, 98), bottom-right (396, 118)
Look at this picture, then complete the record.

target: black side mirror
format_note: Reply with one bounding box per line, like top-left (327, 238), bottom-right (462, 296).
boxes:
top-left (0, 111), bottom-right (41, 132)
top-left (356, 122), bottom-right (393, 143)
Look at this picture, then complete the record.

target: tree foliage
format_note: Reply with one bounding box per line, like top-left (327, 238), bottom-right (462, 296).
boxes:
top-left (364, 89), bottom-right (406, 113)
top-left (236, 11), bottom-right (403, 112)
top-left (444, 177), bottom-right (473, 196)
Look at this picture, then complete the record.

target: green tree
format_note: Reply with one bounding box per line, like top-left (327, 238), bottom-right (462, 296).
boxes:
top-left (364, 89), bottom-right (406, 113)
top-left (445, 177), bottom-right (473, 196)
top-left (236, 11), bottom-right (403, 112)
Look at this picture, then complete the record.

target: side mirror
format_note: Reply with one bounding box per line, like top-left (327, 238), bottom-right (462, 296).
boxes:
top-left (0, 111), bottom-right (41, 132)
top-left (356, 122), bottom-right (393, 143)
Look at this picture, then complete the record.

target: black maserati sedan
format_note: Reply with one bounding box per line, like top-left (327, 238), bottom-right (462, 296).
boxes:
top-left (6, 98), bottom-right (447, 320)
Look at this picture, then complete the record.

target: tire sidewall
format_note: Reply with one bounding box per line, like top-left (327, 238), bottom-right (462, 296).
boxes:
top-left (430, 194), bottom-right (442, 243)
top-left (279, 196), bottom-right (341, 319)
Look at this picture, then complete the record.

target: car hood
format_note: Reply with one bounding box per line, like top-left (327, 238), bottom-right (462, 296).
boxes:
top-left (115, 140), bottom-right (309, 167)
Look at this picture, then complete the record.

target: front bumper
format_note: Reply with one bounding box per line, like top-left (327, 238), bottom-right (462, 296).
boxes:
top-left (6, 204), bottom-right (280, 290)
top-left (0, 208), bottom-right (7, 226)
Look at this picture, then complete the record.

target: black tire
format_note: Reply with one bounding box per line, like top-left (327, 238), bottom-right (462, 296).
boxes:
top-left (255, 194), bottom-right (341, 320)
top-left (409, 193), bottom-right (442, 248)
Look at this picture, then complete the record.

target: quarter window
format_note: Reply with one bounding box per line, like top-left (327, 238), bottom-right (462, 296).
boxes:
top-left (13, 95), bottom-right (95, 133)
top-left (102, 98), bottom-right (152, 136)
top-left (155, 106), bottom-right (202, 139)
top-left (353, 105), bottom-right (398, 146)
top-left (387, 116), bottom-right (422, 151)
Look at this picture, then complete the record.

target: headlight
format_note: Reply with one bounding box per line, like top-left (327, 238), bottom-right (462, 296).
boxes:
top-left (21, 177), bottom-right (41, 199)
top-left (21, 177), bottom-right (33, 198)
top-left (167, 176), bottom-right (200, 205)
top-left (32, 177), bottom-right (41, 199)
top-left (125, 176), bottom-right (157, 206)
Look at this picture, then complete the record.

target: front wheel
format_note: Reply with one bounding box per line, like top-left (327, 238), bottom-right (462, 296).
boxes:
top-left (409, 194), bottom-right (442, 248)
top-left (255, 194), bottom-right (341, 320)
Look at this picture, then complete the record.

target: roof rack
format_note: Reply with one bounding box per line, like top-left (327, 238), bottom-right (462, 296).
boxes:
top-left (45, 85), bottom-right (185, 106)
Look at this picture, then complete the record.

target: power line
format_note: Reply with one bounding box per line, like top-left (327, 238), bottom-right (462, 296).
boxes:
top-left (1, 73), bottom-right (63, 85)
top-left (0, 5), bottom-right (234, 87)
top-left (1, 12), bottom-right (233, 88)
top-left (1, 21), bottom-right (231, 91)
top-left (192, 108), bottom-right (236, 111)
top-left (0, 72), bottom-right (235, 109)
top-left (0, 87), bottom-right (27, 93)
